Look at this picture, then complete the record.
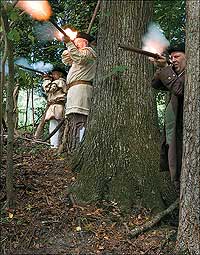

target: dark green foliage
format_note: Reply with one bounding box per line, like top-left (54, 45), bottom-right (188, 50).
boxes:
top-left (50, 0), bottom-right (98, 34)
top-left (153, 0), bottom-right (185, 43)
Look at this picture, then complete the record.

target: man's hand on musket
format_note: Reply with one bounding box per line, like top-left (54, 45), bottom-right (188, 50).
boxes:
top-left (149, 55), bottom-right (168, 68)
top-left (42, 73), bottom-right (52, 80)
top-left (54, 32), bottom-right (71, 43)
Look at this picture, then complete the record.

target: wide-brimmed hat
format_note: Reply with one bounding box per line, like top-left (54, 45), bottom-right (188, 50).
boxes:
top-left (52, 66), bottom-right (67, 77)
top-left (76, 31), bottom-right (95, 43)
top-left (168, 43), bottom-right (185, 54)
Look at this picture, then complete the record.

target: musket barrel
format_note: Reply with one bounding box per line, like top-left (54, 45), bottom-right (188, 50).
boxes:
top-left (16, 64), bottom-right (44, 74)
top-left (118, 44), bottom-right (160, 59)
top-left (49, 19), bottom-right (69, 39)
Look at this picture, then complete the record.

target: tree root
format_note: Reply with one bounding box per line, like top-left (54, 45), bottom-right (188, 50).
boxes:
top-left (129, 198), bottom-right (179, 238)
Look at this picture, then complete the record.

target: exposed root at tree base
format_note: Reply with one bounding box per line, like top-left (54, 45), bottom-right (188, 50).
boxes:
top-left (129, 199), bottom-right (179, 238)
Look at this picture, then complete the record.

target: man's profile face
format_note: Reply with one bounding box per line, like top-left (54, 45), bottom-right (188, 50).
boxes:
top-left (74, 38), bottom-right (88, 49)
top-left (171, 51), bottom-right (186, 74)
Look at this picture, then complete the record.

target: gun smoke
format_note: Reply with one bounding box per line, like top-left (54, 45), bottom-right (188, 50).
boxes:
top-left (15, 57), bottom-right (53, 73)
top-left (142, 23), bottom-right (169, 54)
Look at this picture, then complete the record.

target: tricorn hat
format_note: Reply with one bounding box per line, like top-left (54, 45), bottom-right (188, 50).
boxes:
top-left (168, 43), bottom-right (185, 54)
top-left (52, 66), bottom-right (67, 77)
top-left (76, 31), bottom-right (95, 43)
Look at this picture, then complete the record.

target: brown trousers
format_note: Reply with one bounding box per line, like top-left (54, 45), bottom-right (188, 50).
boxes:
top-left (59, 113), bottom-right (87, 154)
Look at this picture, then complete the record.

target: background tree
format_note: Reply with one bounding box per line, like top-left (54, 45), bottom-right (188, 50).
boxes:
top-left (72, 0), bottom-right (176, 211)
top-left (177, 0), bottom-right (200, 254)
top-left (1, 3), bottom-right (15, 208)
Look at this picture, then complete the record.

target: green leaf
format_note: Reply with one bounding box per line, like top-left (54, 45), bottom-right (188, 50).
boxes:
top-left (10, 11), bottom-right (19, 21)
top-left (7, 29), bottom-right (21, 42)
top-left (112, 65), bottom-right (128, 73)
top-left (28, 34), bottom-right (35, 43)
top-left (105, 11), bottom-right (112, 17)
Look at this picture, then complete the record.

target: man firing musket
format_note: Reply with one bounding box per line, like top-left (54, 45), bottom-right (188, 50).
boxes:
top-left (120, 24), bottom-right (185, 193)
top-left (150, 43), bottom-right (186, 193)
top-left (16, 1), bottom-right (97, 153)
top-left (55, 28), bottom-right (97, 154)
top-left (42, 67), bottom-right (67, 148)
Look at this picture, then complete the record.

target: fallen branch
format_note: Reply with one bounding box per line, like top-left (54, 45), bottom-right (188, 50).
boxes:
top-left (15, 135), bottom-right (51, 146)
top-left (129, 199), bottom-right (179, 238)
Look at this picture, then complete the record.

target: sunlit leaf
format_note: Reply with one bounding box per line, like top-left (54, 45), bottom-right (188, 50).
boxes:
top-left (7, 29), bottom-right (20, 42)
top-left (8, 212), bottom-right (14, 219)
top-left (28, 34), bottom-right (35, 43)
top-left (76, 226), bottom-right (81, 231)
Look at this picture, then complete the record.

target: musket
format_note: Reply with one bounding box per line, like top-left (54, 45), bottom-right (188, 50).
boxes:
top-left (49, 19), bottom-right (70, 39)
top-left (16, 64), bottom-right (45, 75)
top-left (118, 44), bottom-right (161, 59)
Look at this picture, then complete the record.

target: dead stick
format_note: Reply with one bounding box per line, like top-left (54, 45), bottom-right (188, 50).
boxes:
top-left (43, 117), bottom-right (66, 142)
top-left (129, 199), bottom-right (179, 238)
top-left (34, 104), bottom-right (49, 139)
top-left (27, 227), bottom-right (36, 248)
top-left (87, 0), bottom-right (101, 34)
top-left (16, 136), bottom-right (51, 146)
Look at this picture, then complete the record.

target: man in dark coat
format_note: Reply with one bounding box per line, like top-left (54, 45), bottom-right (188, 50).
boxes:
top-left (151, 43), bottom-right (186, 192)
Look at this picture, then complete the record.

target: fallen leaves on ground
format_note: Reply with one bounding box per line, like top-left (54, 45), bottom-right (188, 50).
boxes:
top-left (1, 140), bottom-right (177, 255)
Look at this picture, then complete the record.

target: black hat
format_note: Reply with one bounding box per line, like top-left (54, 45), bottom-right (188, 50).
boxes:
top-left (168, 43), bottom-right (185, 54)
top-left (76, 31), bottom-right (95, 43)
top-left (52, 66), bottom-right (67, 77)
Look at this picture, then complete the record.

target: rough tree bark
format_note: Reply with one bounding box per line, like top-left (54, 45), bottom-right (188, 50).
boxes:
top-left (1, 5), bottom-right (15, 208)
top-left (72, 0), bottom-right (176, 211)
top-left (176, 0), bottom-right (200, 254)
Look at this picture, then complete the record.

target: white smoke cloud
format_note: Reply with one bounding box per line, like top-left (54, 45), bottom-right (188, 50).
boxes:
top-left (32, 61), bottom-right (53, 72)
top-left (15, 57), bottom-right (31, 68)
top-left (142, 23), bottom-right (169, 54)
top-left (15, 58), bottom-right (53, 72)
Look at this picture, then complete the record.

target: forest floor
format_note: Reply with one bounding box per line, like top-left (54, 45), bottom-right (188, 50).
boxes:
top-left (1, 138), bottom-right (179, 255)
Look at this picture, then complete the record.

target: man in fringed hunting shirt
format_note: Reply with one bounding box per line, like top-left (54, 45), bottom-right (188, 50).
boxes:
top-left (61, 32), bottom-right (96, 153)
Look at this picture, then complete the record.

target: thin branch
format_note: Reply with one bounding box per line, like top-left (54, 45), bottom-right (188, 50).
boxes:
top-left (87, 0), bottom-right (101, 34)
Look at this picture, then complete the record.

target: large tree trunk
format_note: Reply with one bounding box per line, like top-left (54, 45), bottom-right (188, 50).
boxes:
top-left (177, 0), bottom-right (200, 254)
top-left (72, 0), bottom-right (175, 211)
top-left (1, 6), bottom-right (15, 208)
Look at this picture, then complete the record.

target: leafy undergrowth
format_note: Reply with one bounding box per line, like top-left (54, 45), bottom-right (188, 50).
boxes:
top-left (1, 139), bottom-right (178, 255)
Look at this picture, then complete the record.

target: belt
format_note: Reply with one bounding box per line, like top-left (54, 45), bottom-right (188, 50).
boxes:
top-left (47, 99), bottom-right (65, 106)
top-left (68, 80), bottom-right (92, 88)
